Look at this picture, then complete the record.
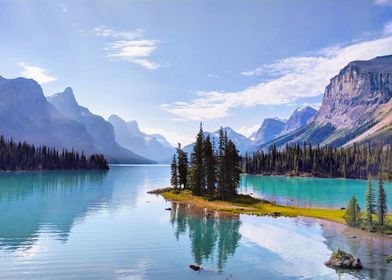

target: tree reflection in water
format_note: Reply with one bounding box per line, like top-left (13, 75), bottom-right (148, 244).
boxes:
top-left (169, 202), bottom-right (241, 272)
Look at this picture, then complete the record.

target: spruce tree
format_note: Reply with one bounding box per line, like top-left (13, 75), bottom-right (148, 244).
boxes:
top-left (217, 128), bottom-right (228, 200)
top-left (203, 135), bottom-right (216, 198)
top-left (365, 175), bottom-right (375, 229)
top-left (190, 124), bottom-right (205, 196)
top-left (170, 154), bottom-right (178, 188)
top-left (176, 143), bottom-right (189, 188)
top-left (343, 195), bottom-right (361, 227)
top-left (377, 172), bottom-right (387, 226)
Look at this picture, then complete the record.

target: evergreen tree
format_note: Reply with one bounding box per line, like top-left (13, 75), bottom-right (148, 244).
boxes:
top-left (190, 124), bottom-right (205, 196)
top-left (170, 154), bottom-right (178, 188)
top-left (203, 135), bottom-right (216, 197)
top-left (176, 143), bottom-right (189, 188)
top-left (226, 140), bottom-right (241, 196)
top-left (377, 172), bottom-right (387, 226)
top-left (365, 175), bottom-right (376, 229)
top-left (343, 195), bottom-right (361, 227)
top-left (217, 128), bottom-right (228, 200)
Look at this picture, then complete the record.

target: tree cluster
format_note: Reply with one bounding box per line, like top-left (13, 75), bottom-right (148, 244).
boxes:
top-left (171, 125), bottom-right (241, 200)
top-left (243, 142), bottom-right (392, 179)
top-left (344, 172), bottom-right (387, 230)
top-left (0, 135), bottom-right (109, 171)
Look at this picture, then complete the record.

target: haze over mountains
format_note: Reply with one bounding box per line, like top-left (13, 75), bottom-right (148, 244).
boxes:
top-left (108, 114), bottom-right (174, 162)
top-left (0, 55), bottom-right (390, 163)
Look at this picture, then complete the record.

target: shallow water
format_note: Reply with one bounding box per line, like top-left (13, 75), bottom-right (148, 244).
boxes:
top-left (0, 165), bottom-right (391, 279)
top-left (241, 175), bottom-right (392, 208)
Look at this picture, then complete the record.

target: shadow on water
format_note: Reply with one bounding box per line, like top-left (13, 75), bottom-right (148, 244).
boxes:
top-left (169, 202), bottom-right (241, 272)
top-left (0, 170), bottom-right (110, 250)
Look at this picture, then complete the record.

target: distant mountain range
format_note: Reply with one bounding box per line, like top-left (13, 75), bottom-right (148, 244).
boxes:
top-left (0, 55), bottom-right (390, 162)
top-left (47, 88), bottom-right (153, 163)
top-left (108, 114), bottom-right (174, 163)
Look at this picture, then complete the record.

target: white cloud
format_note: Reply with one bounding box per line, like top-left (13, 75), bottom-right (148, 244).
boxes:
top-left (383, 20), bottom-right (392, 34)
top-left (240, 67), bottom-right (263, 77)
top-left (374, 0), bottom-right (392, 6)
top-left (207, 73), bottom-right (219, 78)
top-left (18, 62), bottom-right (56, 85)
top-left (90, 26), bottom-right (161, 70)
top-left (162, 35), bottom-right (392, 121)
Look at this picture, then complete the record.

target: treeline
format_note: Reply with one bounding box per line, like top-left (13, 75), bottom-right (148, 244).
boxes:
top-left (243, 142), bottom-right (392, 179)
top-left (0, 136), bottom-right (109, 171)
top-left (171, 125), bottom-right (241, 200)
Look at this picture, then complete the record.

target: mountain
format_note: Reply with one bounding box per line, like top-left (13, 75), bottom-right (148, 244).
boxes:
top-left (280, 106), bottom-right (317, 135)
top-left (258, 55), bottom-right (392, 150)
top-left (108, 114), bottom-right (174, 162)
top-left (250, 118), bottom-right (286, 146)
top-left (48, 88), bottom-right (153, 163)
top-left (184, 127), bottom-right (254, 155)
top-left (0, 76), bottom-right (95, 152)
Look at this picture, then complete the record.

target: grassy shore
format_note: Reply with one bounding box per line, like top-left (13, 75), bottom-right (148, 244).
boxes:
top-left (149, 187), bottom-right (346, 223)
top-left (150, 188), bottom-right (392, 235)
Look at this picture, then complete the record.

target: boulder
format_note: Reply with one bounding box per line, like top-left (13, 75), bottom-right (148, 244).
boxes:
top-left (189, 264), bottom-right (202, 271)
top-left (325, 249), bottom-right (363, 269)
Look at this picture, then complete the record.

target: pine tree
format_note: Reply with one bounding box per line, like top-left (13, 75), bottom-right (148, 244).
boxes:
top-left (365, 175), bottom-right (376, 229)
top-left (176, 143), bottom-right (189, 188)
top-left (226, 140), bottom-right (241, 196)
top-left (190, 124), bottom-right (205, 196)
top-left (170, 154), bottom-right (178, 188)
top-left (377, 172), bottom-right (387, 226)
top-left (203, 135), bottom-right (216, 198)
top-left (217, 128), bottom-right (228, 200)
top-left (343, 195), bottom-right (361, 227)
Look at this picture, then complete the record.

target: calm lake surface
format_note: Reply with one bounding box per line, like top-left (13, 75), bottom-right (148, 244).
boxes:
top-left (241, 175), bottom-right (392, 209)
top-left (0, 165), bottom-right (391, 279)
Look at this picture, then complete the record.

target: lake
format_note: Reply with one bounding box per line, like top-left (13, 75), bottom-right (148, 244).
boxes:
top-left (0, 165), bottom-right (391, 279)
top-left (241, 175), bottom-right (392, 209)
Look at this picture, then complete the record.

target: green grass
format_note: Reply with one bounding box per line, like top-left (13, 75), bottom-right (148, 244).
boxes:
top-left (153, 188), bottom-right (346, 223)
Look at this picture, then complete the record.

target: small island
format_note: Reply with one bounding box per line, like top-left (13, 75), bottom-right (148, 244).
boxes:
top-left (151, 124), bottom-right (392, 237)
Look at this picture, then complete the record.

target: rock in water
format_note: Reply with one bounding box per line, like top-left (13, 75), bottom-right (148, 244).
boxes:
top-left (325, 249), bottom-right (363, 269)
top-left (189, 264), bottom-right (202, 271)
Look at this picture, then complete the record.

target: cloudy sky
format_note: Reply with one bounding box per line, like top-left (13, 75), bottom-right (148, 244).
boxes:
top-left (1, 0), bottom-right (392, 145)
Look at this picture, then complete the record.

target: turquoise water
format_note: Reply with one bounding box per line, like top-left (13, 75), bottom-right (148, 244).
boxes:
top-left (0, 165), bottom-right (391, 279)
top-left (241, 175), bottom-right (392, 209)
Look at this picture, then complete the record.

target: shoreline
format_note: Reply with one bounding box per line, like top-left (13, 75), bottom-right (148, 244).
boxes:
top-left (149, 187), bottom-right (392, 238)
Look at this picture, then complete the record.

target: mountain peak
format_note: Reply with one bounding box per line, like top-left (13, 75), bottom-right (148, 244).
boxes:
top-left (48, 87), bottom-right (78, 106)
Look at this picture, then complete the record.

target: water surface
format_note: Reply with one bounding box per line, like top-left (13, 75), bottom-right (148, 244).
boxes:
top-left (0, 165), bottom-right (391, 279)
top-left (241, 175), bottom-right (392, 208)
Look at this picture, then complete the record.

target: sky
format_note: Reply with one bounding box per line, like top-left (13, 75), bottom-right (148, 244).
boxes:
top-left (0, 0), bottom-right (392, 145)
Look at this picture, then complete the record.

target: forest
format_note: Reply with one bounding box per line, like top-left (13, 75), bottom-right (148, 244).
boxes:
top-left (243, 142), bottom-right (392, 179)
top-left (0, 135), bottom-right (109, 171)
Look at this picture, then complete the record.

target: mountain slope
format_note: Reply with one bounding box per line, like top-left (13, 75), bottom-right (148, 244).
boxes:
top-left (250, 118), bottom-right (286, 146)
top-left (0, 76), bottom-right (94, 152)
top-left (281, 106), bottom-right (317, 135)
top-left (258, 55), bottom-right (392, 150)
top-left (108, 115), bottom-right (174, 162)
top-left (48, 88), bottom-right (153, 163)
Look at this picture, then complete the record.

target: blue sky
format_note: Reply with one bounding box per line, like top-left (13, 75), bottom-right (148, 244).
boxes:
top-left (1, 0), bottom-right (392, 145)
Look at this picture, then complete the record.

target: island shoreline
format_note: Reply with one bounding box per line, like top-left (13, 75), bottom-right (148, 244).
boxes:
top-left (149, 187), bottom-right (392, 239)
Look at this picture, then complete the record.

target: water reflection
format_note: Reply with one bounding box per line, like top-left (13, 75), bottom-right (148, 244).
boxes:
top-left (0, 170), bottom-right (109, 250)
top-left (170, 202), bottom-right (241, 271)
